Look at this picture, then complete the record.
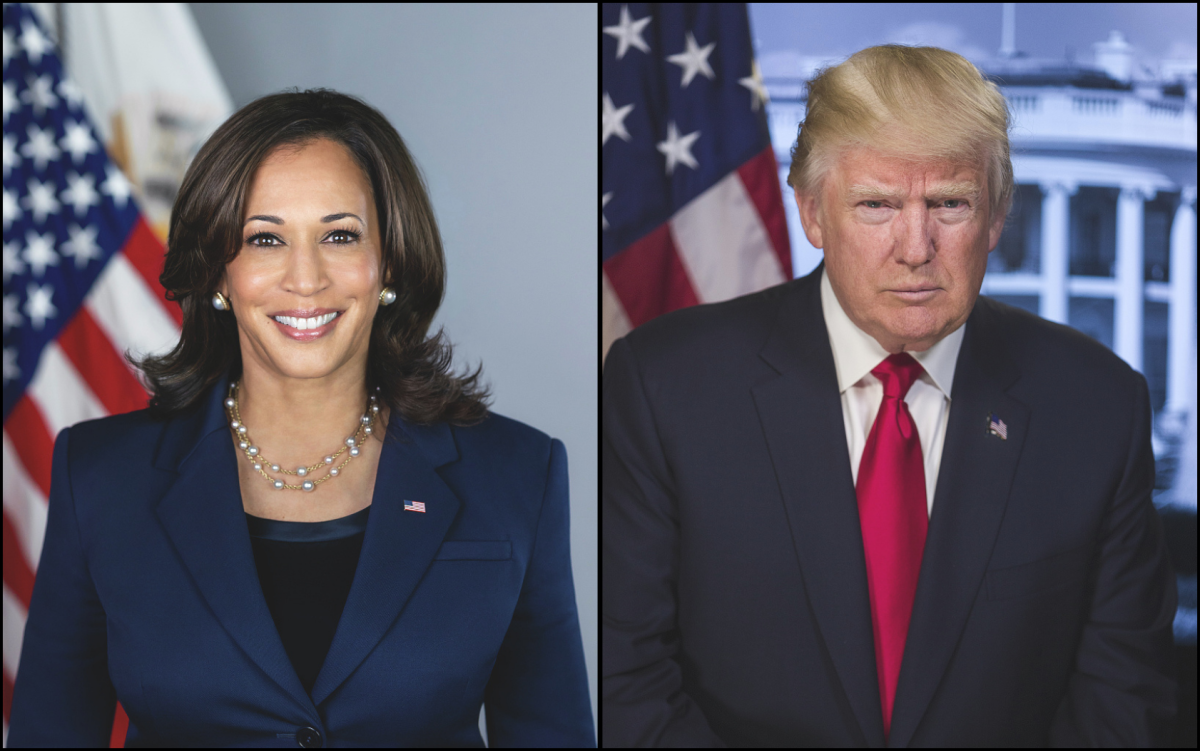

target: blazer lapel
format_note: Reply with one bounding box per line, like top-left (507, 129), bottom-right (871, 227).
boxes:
top-left (887, 297), bottom-right (1028, 748)
top-left (750, 261), bottom-right (889, 746)
top-left (309, 418), bottom-right (461, 706)
top-left (154, 368), bottom-right (313, 705)
top-left (154, 368), bottom-right (464, 711)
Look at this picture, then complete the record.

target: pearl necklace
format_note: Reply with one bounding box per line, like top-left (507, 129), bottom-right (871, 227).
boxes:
top-left (224, 379), bottom-right (381, 492)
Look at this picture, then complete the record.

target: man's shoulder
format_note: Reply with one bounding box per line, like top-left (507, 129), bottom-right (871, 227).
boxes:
top-left (974, 294), bottom-right (1142, 390)
top-left (616, 277), bottom-right (805, 368)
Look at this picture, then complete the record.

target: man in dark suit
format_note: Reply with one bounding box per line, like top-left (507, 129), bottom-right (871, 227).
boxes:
top-left (601, 137), bottom-right (1178, 746)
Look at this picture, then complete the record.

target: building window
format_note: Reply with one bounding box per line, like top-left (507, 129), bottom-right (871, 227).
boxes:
top-left (988, 184), bottom-right (1041, 274)
top-left (1070, 187), bottom-right (1118, 277)
top-left (1143, 300), bottom-right (1169, 413)
top-left (1068, 296), bottom-right (1115, 350)
top-left (1143, 192), bottom-right (1174, 282)
top-left (988, 295), bottom-right (1040, 317)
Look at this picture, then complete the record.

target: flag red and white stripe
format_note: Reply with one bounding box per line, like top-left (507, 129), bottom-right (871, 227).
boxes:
top-left (602, 150), bottom-right (792, 359)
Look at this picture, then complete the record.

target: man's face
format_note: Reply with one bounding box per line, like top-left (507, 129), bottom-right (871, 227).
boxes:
top-left (795, 146), bottom-right (1005, 354)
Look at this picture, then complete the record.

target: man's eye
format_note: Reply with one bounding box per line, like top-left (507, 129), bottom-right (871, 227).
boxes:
top-left (859, 200), bottom-right (967, 210)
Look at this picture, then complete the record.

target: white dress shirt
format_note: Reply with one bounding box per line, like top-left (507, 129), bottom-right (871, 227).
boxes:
top-left (819, 265), bottom-right (966, 519)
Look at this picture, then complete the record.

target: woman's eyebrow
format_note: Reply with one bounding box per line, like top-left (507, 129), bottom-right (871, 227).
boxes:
top-left (244, 212), bottom-right (364, 226)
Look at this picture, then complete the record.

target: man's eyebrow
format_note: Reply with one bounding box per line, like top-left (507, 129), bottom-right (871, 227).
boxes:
top-left (243, 212), bottom-right (364, 226)
top-left (846, 182), bottom-right (981, 201)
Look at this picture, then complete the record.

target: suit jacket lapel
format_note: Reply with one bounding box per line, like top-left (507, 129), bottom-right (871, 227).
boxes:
top-left (310, 418), bottom-right (460, 706)
top-left (751, 261), bottom-right (888, 745)
top-left (154, 368), bottom-right (309, 704)
top-left (887, 297), bottom-right (1027, 747)
top-left (153, 368), bottom-right (463, 711)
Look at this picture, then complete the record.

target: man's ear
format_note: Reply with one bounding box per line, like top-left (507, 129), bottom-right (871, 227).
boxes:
top-left (794, 185), bottom-right (825, 250)
top-left (986, 203), bottom-right (1006, 253)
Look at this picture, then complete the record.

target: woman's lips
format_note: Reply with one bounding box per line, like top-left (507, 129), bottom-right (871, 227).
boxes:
top-left (270, 313), bottom-right (342, 341)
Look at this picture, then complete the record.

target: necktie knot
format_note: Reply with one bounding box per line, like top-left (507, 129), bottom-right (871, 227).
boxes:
top-left (872, 352), bottom-right (924, 401)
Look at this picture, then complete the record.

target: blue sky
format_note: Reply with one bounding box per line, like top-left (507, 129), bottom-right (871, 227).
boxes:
top-left (749, 3), bottom-right (1197, 77)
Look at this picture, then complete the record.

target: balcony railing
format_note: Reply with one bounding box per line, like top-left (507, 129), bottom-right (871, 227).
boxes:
top-left (764, 84), bottom-right (1197, 157)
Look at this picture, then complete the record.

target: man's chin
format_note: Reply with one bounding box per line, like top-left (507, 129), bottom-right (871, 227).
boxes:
top-left (876, 322), bottom-right (945, 353)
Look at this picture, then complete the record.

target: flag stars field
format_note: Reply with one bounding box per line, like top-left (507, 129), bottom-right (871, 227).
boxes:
top-left (601, 3), bottom-right (792, 360)
top-left (2, 294), bottom-right (21, 332)
top-left (22, 281), bottom-right (56, 331)
top-left (61, 172), bottom-right (102, 217)
top-left (21, 176), bottom-right (61, 223)
top-left (666, 30), bottom-right (716, 88)
top-left (602, 4), bottom-right (652, 61)
top-left (656, 121), bottom-right (701, 177)
top-left (21, 231), bottom-right (58, 277)
top-left (61, 224), bottom-right (102, 269)
top-left (60, 121), bottom-right (101, 164)
top-left (602, 92), bottom-right (633, 146)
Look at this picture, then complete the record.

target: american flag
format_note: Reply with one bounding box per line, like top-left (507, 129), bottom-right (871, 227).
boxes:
top-left (601, 3), bottom-right (792, 361)
top-left (3, 3), bottom-right (181, 743)
top-left (988, 413), bottom-right (1008, 440)
top-left (404, 500), bottom-right (426, 513)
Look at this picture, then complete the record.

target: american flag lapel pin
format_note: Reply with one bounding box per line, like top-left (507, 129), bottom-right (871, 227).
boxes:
top-left (987, 412), bottom-right (1008, 441)
top-left (404, 499), bottom-right (426, 513)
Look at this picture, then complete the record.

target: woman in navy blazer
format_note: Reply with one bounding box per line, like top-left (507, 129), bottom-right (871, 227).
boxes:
top-left (7, 89), bottom-right (594, 747)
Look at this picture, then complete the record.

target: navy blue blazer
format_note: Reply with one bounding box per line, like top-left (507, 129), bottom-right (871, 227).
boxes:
top-left (602, 260), bottom-right (1177, 747)
top-left (8, 367), bottom-right (595, 747)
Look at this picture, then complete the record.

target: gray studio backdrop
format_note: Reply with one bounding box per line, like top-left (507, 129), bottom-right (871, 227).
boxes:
top-left (185, 3), bottom-right (598, 739)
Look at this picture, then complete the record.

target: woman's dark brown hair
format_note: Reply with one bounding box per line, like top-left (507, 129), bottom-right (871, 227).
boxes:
top-left (125, 87), bottom-right (490, 431)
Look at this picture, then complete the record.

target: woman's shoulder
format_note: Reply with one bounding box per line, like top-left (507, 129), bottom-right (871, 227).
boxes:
top-left (431, 412), bottom-right (567, 519)
top-left (58, 406), bottom-right (170, 459)
top-left (44, 408), bottom-right (177, 503)
top-left (448, 409), bottom-right (559, 453)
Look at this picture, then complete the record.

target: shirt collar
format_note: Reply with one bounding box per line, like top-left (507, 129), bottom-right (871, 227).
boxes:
top-left (819, 263), bottom-right (964, 399)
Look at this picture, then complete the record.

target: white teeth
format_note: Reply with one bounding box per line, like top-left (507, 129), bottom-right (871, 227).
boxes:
top-left (273, 312), bottom-right (338, 330)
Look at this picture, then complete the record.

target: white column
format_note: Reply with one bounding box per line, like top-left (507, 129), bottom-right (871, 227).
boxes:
top-left (1114, 185), bottom-right (1154, 372)
top-left (1038, 180), bottom-right (1075, 324)
top-left (1165, 186), bottom-right (1197, 427)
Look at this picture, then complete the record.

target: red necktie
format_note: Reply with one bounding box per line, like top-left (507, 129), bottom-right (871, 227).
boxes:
top-left (855, 352), bottom-right (929, 740)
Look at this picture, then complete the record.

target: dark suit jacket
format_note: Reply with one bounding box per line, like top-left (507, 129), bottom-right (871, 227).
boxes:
top-left (8, 367), bottom-right (595, 748)
top-left (602, 260), bottom-right (1177, 747)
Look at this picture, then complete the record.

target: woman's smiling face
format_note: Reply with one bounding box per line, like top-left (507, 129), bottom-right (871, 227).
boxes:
top-left (219, 138), bottom-right (384, 381)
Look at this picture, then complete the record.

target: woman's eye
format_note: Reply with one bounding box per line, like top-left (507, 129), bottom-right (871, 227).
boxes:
top-left (245, 233), bottom-right (278, 247)
top-left (245, 229), bottom-right (360, 247)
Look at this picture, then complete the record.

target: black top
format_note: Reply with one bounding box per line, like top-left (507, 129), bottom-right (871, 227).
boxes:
top-left (244, 505), bottom-right (370, 697)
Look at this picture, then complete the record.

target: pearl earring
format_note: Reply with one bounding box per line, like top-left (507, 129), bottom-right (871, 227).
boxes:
top-left (212, 291), bottom-right (230, 311)
top-left (379, 287), bottom-right (396, 305)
